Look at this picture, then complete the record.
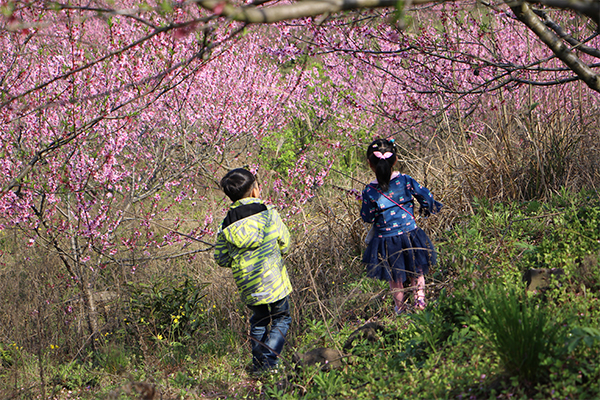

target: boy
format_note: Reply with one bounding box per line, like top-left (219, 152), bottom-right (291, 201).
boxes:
top-left (214, 168), bottom-right (293, 374)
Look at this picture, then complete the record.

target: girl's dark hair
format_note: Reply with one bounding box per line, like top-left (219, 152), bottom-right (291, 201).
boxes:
top-left (220, 168), bottom-right (256, 202)
top-left (366, 138), bottom-right (397, 192)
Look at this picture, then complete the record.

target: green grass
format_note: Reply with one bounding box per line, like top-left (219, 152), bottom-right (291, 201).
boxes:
top-left (1, 189), bottom-right (600, 399)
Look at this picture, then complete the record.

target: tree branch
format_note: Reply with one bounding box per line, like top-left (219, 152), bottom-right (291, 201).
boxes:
top-left (533, 8), bottom-right (600, 59)
top-left (195, 0), bottom-right (600, 27)
top-left (509, 1), bottom-right (600, 92)
top-left (524, 0), bottom-right (600, 26)
top-left (195, 0), bottom-right (436, 23)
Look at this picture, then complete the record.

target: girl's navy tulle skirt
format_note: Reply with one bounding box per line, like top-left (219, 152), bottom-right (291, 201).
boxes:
top-left (362, 227), bottom-right (436, 283)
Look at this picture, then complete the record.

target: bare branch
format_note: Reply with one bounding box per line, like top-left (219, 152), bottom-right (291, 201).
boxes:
top-left (533, 9), bottom-right (600, 59)
top-left (1, 116), bottom-right (104, 196)
top-left (194, 0), bottom-right (439, 23)
top-left (194, 0), bottom-right (600, 27)
top-left (524, 0), bottom-right (600, 26)
top-left (47, 2), bottom-right (160, 29)
top-left (0, 19), bottom-right (213, 110)
top-left (509, 1), bottom-right (600, 92)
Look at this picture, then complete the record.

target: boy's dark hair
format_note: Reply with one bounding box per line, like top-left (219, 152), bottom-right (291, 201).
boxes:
top-left (220, 168), bottom-right (256, 202)
top-left (367, 138), bottom-right (397, 192)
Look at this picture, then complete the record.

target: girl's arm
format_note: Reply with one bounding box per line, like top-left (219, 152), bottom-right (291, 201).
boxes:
top-left (360, 189), bottom-right (377, 223)
top-left (408, 176), bottom-right (443, 216)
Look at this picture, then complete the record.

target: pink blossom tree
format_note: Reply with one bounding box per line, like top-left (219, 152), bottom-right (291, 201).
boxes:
top-left (196, 0), bottom-right (600, 92)
top-left (0, 0), bottom-right (313, 339)
top-left (1, 0), bottom-right (599, 343)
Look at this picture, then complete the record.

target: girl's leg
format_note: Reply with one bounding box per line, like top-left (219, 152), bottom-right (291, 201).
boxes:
top-left (411, 274), bottom-right (426, 310)
top-left (389, 280), bottom-right (405, 311)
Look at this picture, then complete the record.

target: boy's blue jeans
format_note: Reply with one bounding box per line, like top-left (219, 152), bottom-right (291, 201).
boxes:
top-left (247, 296), bottom-right (291, 371)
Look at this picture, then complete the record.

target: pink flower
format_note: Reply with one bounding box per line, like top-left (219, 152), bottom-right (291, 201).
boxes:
top-left (213, 2), bottom-right (226, 14)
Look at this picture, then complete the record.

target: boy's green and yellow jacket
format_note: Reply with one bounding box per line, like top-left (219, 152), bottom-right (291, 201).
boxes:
top-left (214, 197), bottom-right (292, 306)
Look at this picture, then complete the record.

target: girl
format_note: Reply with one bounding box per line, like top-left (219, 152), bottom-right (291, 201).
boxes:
top-left (361, 138), bottom-right (442, 314)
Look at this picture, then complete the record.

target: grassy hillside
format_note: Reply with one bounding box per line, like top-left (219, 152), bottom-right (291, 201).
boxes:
top-left (1, 187), bottom-right (599, 399)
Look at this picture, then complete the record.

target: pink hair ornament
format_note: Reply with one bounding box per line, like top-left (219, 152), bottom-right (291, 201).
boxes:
top-left (373, 151), bottom-right (393, 159)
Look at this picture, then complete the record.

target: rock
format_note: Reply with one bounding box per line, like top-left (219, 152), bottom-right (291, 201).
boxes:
top-left (343, 322), bottom-right (388, 351)
top-left (523, 268), bottom-right (565, 292)
top-left (292, 347), bottom-right (350, 371)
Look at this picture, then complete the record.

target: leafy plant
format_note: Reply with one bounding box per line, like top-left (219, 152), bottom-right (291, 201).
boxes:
top-left (565, 326), bottom-right (600, 353)
top-left (409, 310), bottom-right (445, 355)
top-left (97, 342), bottom-right (130, 375)
top-left (523, 191), bottom-right (600, 273)
top-left (0, 342), bottom-right (14, 368)
top-left (313, 370), bottom-right (345, 396)
top-left (169, 370), bottom-right (199, 388)
top-left (127, 275), bottom-right (209, 345)
top-left (50, 361), bottom-right (99, 390)
top-left (474, 284), bottom-right (562, 382)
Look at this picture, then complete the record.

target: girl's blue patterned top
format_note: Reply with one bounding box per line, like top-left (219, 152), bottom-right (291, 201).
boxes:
top-left (361, 173), bottom-right (443, 238)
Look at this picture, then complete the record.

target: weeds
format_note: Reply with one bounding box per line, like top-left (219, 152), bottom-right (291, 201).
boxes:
top-left (126, 275), bottom-right (210, 347)
top-left (474, 285), bottom-right (562, 383)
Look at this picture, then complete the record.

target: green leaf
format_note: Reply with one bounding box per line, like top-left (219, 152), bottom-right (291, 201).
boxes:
top-left (0, 2), bottom-right (15, 17)
top-left (160, 0), bottom-right (173, 14)
top-left (566, 337), bottom-right (580, 353)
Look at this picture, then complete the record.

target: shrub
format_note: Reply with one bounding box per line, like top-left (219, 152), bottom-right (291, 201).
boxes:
top-left (0, 342), bottom-right (14, 368)
top-left (474, 284), bottom-right (562, 383)
top-left (126, 276), bottom-right (209, 346)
